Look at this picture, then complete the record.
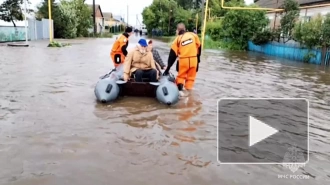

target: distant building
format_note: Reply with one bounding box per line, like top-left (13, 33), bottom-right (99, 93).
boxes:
top-left (112, 15), bottom-right (127, 26)
top-left (255, 0), bottom-right (330, 29)
top-left (88, 4), bottom-right (105, 33)
top-left (103, 12), bottom-right (113, 28)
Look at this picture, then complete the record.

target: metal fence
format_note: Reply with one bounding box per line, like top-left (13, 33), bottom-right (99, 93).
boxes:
top-left (248, 41), bottom-right (330, 65)
top-left (0, 18), bottom-right (53, 42)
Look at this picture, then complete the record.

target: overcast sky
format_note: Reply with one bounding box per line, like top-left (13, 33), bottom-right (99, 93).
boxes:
top-left (23, 0), bottom-right (254, 26)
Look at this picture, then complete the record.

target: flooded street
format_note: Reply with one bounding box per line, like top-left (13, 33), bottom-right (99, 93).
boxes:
top-left (1, 36), bottom-right (330, 185)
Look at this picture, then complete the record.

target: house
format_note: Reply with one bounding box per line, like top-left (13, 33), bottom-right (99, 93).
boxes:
top-left (88, 4), bottom-right (105, 33)
top-left (103, 12), bottom-right (113, 27)
top-left (110, 15), bottom-right (126, 26)
top-left (255, 0), bottom-right (330, 29)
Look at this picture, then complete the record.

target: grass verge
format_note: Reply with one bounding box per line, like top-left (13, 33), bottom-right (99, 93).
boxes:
top-left (86, 32), bottom-right (114, 38)
top-left (95, 32), bottom-right (113, 38)
top-left (48, 41), bottom-right (71, 47)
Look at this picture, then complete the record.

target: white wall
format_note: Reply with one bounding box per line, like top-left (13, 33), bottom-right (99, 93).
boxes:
top-left (267, 13), bottom-right (275, 20)
top-left (300, 6), bottom-right (330, 17)
top-left (266, 5), bottom-right (330, 19)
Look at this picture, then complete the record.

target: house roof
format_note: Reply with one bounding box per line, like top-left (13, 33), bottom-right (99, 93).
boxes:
top-left (103, 12), bottom-right (113, 19)
top-left (87, 4), bottom-right (103, 17)
top-left (256, 0), bottom-right (328, 8)
top-left (113, 15), bottom-right (123, 22)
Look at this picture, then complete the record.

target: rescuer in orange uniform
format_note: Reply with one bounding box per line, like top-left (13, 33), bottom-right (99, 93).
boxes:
top-left (163, 23), bottom-right (201, 95)
top-left (110, 26), bottom-right (133, 67)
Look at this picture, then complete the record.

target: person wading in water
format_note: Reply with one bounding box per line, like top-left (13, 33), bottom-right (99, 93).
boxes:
top-left (163, 23), bottom-right (201, 96)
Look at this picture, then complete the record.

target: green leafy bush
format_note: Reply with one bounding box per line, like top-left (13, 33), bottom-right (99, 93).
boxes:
top-left (142, 0), bottom-right (198, 36)
top-left (47, 41), bottom-right (71, 47)
top-left (293, 14), bottom-right (323, 49)
top-left (292, 14), bottom-right (330, 63)
top-left (98, 32), bottom-right (113, 38)
top-left (251, 29), bottom-right (273, 45)
top-left (36, 0), bottom-right (92, 39)
top-left (303, 52), bottom-right (316, 63)
top-left (206, 20), bottom-right (222, 41)
top-left (220, 7), bottom-right (269, 50)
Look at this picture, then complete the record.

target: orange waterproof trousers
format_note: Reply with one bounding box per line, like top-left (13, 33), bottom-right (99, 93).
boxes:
top-left (176, 57), bottom-right (198, 90)
top-left (110, 52), bottom-right (125, 67)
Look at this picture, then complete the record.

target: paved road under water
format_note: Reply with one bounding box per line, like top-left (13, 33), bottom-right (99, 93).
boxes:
top-left (0, 36), bottom-right (330, 185)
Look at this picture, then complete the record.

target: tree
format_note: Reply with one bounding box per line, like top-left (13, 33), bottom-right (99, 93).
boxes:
top-left (219, 4), bottom-right (269, 50)
top-left (293, 14), bottom-right (330, 49)
top-left (293, 14), bottom-right (330, 62)
top-left (175, 0), bottom-right (204, 9)
top-left (193, 0), bottom-right (202, 9)
top-left (36, 0), bottom-right (55, 20)
top-left (0, 0), bottom-right (32, 27)
top-left (57, 0), bottom-right (78, 38)
top-left (203, 0), bottom-right (245, 35)
top-left (293, 15), bottom-right (323, 49)
top-left (206, 19), bottom-right (223, 40)
top-left (279, 0), bottom-right (299, 42)
top-left (173, 0), bottom-right (203, 10)
top-left (175, 0), bottom-right (194, 9)
top-left (207, 0), bottom-right (245, 18)
top-left (36, 0), bottom-right (92, 38)
top-left (249, 0), bottom-right (300, 45)
top-left (321, 14), bottom-right (330, 47)
top-left (73, 0), bottom-right (92, 37)
top-left (142, 0), bottom-right (195, 35)
top-left (36, 0), bottom-right (64, 38)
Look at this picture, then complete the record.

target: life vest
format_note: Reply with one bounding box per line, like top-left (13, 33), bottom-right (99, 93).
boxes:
top-left (111, 34), bottom-right (129, 54)
top-left (172, 32), bottom-right (201, 59)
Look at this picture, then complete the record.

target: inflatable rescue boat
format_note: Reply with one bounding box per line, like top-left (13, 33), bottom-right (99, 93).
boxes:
top-left (94, 65), bottom-right (180, 105)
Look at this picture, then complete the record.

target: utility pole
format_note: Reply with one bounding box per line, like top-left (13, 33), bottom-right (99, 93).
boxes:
top-left (93, 0), bottom-right (96, 35)
top-left (136, 14), bottom-right (138, 28)
top-left (48, 0), bottom-right (52, 42)
top-left (201, 0), bottom-right (209, 50)
top-left (273, 0), bottom-right (279, 30)
top-left (24, 0), bottom-right (28, 44)
top-left (127, 5), bottom-right (129, 26)
top-left (201, 0), bottom-right (205, 27)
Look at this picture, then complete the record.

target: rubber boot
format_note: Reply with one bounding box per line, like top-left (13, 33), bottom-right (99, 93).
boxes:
top-left (177, 84), bottom-right (186, 97)
top-left (177, 84), bottom-right (184, 91)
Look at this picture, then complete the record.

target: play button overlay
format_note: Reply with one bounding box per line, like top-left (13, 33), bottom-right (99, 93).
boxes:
top-left (217, 98), bottom-right (309, 164)
top-left (249, 116), bottom-right (278, 147)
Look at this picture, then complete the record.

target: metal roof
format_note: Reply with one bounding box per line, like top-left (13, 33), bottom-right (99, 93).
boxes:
top-left (256, 0), bottom-right (328, 8)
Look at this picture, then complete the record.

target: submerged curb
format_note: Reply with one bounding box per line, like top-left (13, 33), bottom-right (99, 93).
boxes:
top-left (7, 43), bottom-right (29, 47)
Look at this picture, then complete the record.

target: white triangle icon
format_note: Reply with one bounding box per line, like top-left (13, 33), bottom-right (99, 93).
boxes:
top-left (249, 116), bottom-right (278, 147)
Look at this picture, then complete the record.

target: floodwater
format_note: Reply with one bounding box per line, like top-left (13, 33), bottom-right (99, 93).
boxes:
top-left (0, 35), bottom-right (329, 185)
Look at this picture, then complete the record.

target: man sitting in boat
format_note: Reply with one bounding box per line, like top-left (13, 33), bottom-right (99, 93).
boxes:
top-left (147, 40), bottom-right (166, 70)
top-left (123, 39), bottom-right (158, 82)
